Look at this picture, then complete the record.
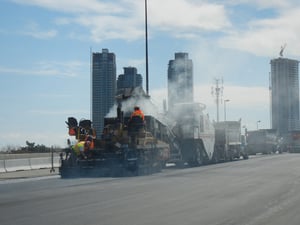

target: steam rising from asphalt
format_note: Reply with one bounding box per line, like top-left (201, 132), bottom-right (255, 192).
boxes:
top-left (105, 52), bottom-right (208, 132)
top-left (167, 53), bottom-right (194, 122)
top-left (105, 88), bottom-right (161, 119)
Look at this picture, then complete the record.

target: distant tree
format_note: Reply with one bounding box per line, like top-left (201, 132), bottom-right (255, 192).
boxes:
top-left (0, 145), bottom-right (21, 153)
top-left (2, 142), bottom-right (61, 154)
top-left (25, 141), bottom-right (35, 150)
top-left (35, 144), bottom-right (48, 152)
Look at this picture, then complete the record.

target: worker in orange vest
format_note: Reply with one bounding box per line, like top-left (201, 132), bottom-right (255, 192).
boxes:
top-left (129, 106), bottom-right (145, 145)
top-left (130, 106), bottom-right (145, 121)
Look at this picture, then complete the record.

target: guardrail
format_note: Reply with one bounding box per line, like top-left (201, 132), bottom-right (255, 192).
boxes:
top-left (0, 156), bottom-right (60, 173)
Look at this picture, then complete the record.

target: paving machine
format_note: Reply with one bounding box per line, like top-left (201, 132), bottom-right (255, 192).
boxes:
top-left (59, 89), bottom-right (170, 178)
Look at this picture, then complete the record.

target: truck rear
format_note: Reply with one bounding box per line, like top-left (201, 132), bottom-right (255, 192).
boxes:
top-left (214, 120), bottom-right (248, 161)
top-left (246, 129), bottom-right (277, 154)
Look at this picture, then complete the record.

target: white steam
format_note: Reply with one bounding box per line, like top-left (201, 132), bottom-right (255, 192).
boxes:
top-left (105, 88), bottom-right (161, 119)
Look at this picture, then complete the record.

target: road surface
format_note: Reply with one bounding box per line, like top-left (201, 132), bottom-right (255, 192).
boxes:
top-left (0, 154), bottom-right (299, 225)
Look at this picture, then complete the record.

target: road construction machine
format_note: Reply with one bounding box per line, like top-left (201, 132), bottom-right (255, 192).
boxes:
top-left (166, 102), bottom-right (215, 166)
top-left (59, 88), bottom-right (170, 178)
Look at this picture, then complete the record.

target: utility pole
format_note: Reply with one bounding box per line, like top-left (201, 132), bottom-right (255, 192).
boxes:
top-left (145, 0), bottom-right (149, 95)
top-left (257, 120), bottom-right (261, 130)
top-left (211, 78), bottom-right (223, 122)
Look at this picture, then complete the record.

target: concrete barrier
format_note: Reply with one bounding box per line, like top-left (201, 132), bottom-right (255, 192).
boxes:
top-left (0, 156), bottom-right (61, 173)
top-left (53, 157), bottom-right (61, 167)
top-left (30, 157), bottom-right (51, 169)
top-left (0, 153), bottom-right (56, 160)
top-left (5, 158), bottom-right (31, 172)
top-left (0, 160), bottom-right (6, 173)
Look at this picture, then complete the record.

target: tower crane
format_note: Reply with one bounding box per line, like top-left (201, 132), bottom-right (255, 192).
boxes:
top-left (279, 43), bottom-right (287, 57)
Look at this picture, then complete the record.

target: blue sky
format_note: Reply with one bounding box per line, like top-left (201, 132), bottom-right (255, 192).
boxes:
top-left (1, 0), bottom-right (300, 150)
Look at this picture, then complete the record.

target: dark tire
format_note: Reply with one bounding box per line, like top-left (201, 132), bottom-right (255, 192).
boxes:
top-left (243, 154), bottom-right (249, 160)
top-left (212, 151), bottom-right (219, 164)
top-left (175, 161), bottom-right (185, 168)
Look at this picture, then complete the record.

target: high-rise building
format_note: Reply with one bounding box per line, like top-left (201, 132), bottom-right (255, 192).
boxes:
top-left (167, 52), bottom-right (193, 110)
top-left (117, 67), bottom-right (143, 92)
top-left (92, 49), bottom-right (116, 138)
top-left (270, 57), bottom-right (300, 135)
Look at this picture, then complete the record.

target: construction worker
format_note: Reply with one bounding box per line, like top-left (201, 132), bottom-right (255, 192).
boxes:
top-left (84, 135), bottom-right (95, 150)
top-left (129, 106), bottom-right (145, 146)
top-left (72, 141), bottom-right (85, 158)
top-left (130, 106), bottom-right (145, 121)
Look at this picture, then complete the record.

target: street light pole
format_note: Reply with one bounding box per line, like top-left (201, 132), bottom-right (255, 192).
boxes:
top-left (224, 99), bottom-right (230, 121)
top-left (242, 125), bottom-right (247, 145)
top-left (145, 0), bottom-right (149, 95)
top-left (256, 120), bottom-right (261, 130)
top-left (212, 78), bottom-right (223, 122)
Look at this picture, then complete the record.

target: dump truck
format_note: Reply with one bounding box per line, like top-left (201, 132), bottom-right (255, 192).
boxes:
top-left (285, 130), bottom-right (300, 153)
top-left (246, 129), bottom-right (277, 155)
top-left (213, 119), bottom-right (248, 162)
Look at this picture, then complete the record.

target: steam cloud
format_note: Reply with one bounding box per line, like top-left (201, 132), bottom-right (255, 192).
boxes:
top-left (105, 87), bottom-right (161, 119)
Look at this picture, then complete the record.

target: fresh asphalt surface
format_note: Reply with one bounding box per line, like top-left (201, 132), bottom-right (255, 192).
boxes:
top-left (0, 153), bottom-right (300, 225)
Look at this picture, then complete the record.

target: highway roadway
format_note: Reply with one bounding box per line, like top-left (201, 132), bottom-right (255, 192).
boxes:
top-left (0, 153), bottom-right (300, 225)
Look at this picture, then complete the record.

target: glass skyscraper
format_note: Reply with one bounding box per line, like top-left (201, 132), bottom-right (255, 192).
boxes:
top-left (270, 57), bottom-right (300, 135)
top-left (92, 49), bottom-right (116, 138)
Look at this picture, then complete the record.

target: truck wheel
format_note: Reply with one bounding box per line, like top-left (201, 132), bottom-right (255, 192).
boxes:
top-left (175, 161), bottom-right (185, 168)
top-left (212, 152), bottom-right (219, 164)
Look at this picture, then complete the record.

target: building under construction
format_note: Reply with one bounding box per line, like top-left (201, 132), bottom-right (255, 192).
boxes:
top-left (270, 57), bottom-right (300, 136)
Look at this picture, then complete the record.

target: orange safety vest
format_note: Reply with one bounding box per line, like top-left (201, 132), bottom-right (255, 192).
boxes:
top-left (131, 109), bottom-right (145, 120)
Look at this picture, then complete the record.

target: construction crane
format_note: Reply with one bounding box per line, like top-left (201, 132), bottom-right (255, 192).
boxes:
top-left (279, 43), bottom-right (287, 57)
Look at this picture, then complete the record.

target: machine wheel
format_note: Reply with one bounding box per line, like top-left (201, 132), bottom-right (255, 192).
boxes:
top-left (212, 151), bottom-right (219, 164)
top-left (228, 150), bottom-right (233, 161)
top-left (175, 161), bottom-right (185, 168)
top-left (195, 147), bottom-right (202, 165)
top-left (242, 154), bottom-right (249, 160)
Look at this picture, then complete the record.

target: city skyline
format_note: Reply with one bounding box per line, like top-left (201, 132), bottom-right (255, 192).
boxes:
top-left (1, 0), bottom-right (300, 149)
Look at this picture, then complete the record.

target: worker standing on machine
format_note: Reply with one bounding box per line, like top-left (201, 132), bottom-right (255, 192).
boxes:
top-left (130, 106), bottom-right (145, 121)
top-left (72, 141), bottom-right (86, 159)
top-left (128, 106), bottom-right (145, 145)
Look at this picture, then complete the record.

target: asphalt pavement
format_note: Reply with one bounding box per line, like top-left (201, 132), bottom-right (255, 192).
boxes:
top-left (1, 154), bottom-right (300, 225)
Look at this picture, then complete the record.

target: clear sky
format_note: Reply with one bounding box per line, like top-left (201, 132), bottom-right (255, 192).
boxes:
top-left (1, 0), bottom-right (300, 150)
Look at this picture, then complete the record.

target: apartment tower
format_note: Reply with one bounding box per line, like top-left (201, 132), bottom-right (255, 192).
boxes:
top-left (117, 67), bottom-right (143, 92)
top-left (91, 49), bottom-right (116, 138)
